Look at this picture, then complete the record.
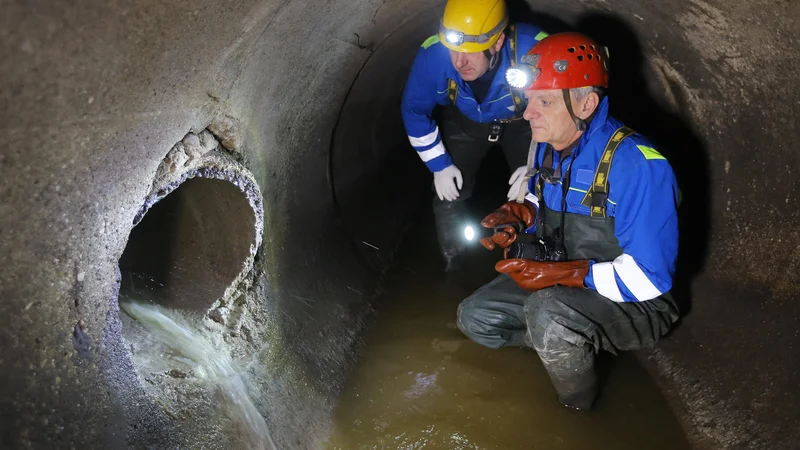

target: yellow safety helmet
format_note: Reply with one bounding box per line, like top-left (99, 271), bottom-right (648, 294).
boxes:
top-left (439, 0), bottom-right (508, 53)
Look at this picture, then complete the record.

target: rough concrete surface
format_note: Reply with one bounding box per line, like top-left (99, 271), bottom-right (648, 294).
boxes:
top-left (1, 0), bottom-right (799, 448)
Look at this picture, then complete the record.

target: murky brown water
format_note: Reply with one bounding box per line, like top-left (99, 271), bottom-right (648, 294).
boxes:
top-left (325, 215), bottom-right (691, 450)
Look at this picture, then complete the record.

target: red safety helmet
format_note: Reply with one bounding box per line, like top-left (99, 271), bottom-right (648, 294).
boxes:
top-left (506, 32), bottom-right (609, 91)
top-left (505, 32), bottom-right (609, 130)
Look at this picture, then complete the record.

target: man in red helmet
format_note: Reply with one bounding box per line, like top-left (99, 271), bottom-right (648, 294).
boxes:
top-left (456, 32), bottom-right (681, 410)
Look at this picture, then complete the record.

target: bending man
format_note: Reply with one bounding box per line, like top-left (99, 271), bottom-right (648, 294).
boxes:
top-left (401, 0), bottom-right (548, 271)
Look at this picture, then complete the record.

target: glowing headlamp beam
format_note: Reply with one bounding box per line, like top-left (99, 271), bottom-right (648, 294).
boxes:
top-left (446, 31), bottom-right (462, 45)
top-left (506, 66), bottom-right (532, 89)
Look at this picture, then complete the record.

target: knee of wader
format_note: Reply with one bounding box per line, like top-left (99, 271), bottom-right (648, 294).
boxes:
top-left (456, 295), bottom-right (499, 343)
top-left (456, 296), bottom-right (478, 337)
top-left (529, 308), bottom-right (593, 371)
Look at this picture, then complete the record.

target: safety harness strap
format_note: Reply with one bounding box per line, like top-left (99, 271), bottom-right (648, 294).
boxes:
top-left (447, 78), bottom-right (458, 103)
top-left (581, 126), bottom-right (636, 217)
top-left (507, 24), bottom-right (526, 117)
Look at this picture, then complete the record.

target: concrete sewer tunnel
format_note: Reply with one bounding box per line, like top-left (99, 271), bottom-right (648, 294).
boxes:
top-left (0, 0), bottom-right (798, 448)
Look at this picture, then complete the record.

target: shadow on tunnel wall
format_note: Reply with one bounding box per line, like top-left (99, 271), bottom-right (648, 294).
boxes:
top-left (328, 8), bottom-right (440, 277)
top-left (508, 0), bottom-right (572, 34)
top-left (511, 3), bottom-right (710, 317)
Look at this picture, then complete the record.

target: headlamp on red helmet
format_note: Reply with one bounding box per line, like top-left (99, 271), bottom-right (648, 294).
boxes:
top-left (506, 32), bottom-right (609, 131)
top-left (505, 54), bottom-right (541, 89)
top-left (505, 32), bottom-right (609, 91)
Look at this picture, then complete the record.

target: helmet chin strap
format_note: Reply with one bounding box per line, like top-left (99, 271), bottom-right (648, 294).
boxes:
top-left (484, 48), bottom-right (500, 70)
top-left (562, 89), bottom-right (587, 131)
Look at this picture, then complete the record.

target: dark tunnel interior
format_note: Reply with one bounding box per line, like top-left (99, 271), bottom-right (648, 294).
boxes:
top-left (118, 177), bottom-right (256, 312)
top-left (1, 0), bottom-right (799, 448)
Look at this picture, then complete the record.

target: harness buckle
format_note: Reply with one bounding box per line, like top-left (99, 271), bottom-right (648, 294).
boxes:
top-left (488, 121), bottom-right (504, 142)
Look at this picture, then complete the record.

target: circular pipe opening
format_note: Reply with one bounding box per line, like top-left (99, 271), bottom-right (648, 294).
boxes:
top-left (114, 174), bottom-right (268, 448)
top-left (119, 177), bottom-right (256, 311)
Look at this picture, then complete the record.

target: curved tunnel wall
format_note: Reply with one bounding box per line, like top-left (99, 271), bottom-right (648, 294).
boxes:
top-left (1, 0), bottom-right (799, 448)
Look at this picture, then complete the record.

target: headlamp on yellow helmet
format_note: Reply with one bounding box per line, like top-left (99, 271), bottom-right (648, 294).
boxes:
top-left (438, 0), bottom-right (508, 53)
top-left (439, 18), bottom-right (508, 50)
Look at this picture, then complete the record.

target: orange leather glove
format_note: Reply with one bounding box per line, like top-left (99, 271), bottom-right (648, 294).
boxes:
top-left (495, 259), bottom-right (591, 292)
top-left (479, 201), bottom-right (537, 250)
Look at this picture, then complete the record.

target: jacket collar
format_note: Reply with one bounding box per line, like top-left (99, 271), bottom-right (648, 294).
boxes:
top-left (584, 96), bottom-right (610, 138)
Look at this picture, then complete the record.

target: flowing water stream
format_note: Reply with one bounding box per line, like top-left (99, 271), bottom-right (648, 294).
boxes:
top-left (120, 300), bottom-right (276, 450)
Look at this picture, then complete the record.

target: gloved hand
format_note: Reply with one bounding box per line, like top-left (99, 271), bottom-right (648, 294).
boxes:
top-left (479, 201), bottom-right (536, 250)
top-left (495, 259), bottom-right (590, 292)
top-left (433, 165), bottom-right (463, 201)
top-left (507, 166), bottom-right (529, 201)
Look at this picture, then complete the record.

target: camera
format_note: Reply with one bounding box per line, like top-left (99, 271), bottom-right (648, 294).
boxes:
top-left (506, 236), bottom-right (567, 262)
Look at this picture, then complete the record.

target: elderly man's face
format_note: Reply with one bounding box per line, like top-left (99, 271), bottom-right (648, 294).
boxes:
top-left (523, 89), bottom-right (595, 150)
top-left (449, 34), bottom-right (505, 81)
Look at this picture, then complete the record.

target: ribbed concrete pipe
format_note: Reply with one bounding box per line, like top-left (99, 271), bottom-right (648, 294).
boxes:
top-left (1, 0), bottom-right (798, 448)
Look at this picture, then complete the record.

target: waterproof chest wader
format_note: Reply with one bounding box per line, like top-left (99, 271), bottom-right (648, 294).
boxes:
top-left (524, 127), bottom-right (677, 410)
top-left (456, 128), bottom-right (680, 408)
top-left (434, 24), bottom-right (531, 272)
top-left (533, 127), bottom-right (637, 263)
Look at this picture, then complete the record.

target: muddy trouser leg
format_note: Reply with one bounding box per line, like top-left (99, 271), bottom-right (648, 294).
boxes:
top-left (458, 279), bottom-right (679, 410)
top-left (457, 275), bottom-right (533, 349)
top-left (432, 112), bottom-right (491, 271)
top-left (527, 286), bottom-right (678, 410)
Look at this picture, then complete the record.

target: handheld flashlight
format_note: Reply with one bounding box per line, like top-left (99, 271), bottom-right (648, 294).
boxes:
top-left (464, 222), bottom-right (527, 241)
top-left (464, 222), bottom-right (537, 246)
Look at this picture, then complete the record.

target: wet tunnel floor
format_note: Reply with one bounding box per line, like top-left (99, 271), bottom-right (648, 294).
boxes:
top-left (324, 207), bottom-right (692, 449)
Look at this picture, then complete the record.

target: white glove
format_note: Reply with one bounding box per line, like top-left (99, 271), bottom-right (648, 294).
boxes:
top-left (433, 165), bottom-right (463, 201)
top-left (507, 165), bottom-right (529, 201)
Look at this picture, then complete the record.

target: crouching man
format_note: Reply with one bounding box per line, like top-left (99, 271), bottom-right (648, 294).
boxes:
top-left (457, 32), bottom-right (681, 410)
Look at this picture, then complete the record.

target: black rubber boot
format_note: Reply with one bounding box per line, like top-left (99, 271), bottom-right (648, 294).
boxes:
top-left (433, 200), bottom-right (467, 272)
top-left (545, 366), bottom-right (599, 411)
top-left (442, 253), bottom-right (463, 273)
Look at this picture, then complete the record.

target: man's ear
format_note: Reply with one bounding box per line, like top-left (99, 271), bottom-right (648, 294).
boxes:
top-left (579, 92), bottom-right (600, 119)
top-left (492, 32), bottom-right (506, 53)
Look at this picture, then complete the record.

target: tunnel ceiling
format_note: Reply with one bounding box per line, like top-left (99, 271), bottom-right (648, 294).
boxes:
top-left (1, 0), bottom-right (799, 449)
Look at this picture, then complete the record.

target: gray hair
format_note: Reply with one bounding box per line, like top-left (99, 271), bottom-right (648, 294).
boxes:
top-left (570, 86), bottom-right (605, 102)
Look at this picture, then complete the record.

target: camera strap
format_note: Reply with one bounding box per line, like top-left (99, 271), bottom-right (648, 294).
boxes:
top-left (557, 152), bottom-right (576, 251)
top-left (535, 142), bottom-right (577, 250)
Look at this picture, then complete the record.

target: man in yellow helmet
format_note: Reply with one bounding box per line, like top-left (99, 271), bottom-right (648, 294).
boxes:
top-left (401, 0), bottom-right (548, 272)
